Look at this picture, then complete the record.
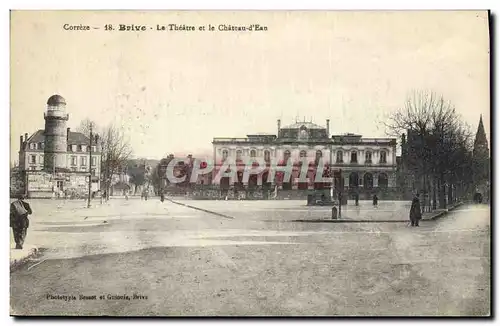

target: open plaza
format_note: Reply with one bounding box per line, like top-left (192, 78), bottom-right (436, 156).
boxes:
top-left (10, 197), bottom-right (490, 316)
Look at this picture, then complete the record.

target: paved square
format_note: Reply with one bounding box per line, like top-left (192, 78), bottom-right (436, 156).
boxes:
top-left (10, 198), bottom-right (490, 316)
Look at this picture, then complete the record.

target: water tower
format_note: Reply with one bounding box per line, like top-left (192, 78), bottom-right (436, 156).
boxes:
top-left (44, 94), bottom-right (69, 172)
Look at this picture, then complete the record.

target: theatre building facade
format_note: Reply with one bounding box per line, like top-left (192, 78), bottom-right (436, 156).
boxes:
top-left (212, 119), bottom-right (397, 198)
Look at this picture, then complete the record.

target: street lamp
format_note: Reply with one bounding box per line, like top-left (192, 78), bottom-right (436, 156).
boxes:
top-left (87, 125), bottom-right (98, 208)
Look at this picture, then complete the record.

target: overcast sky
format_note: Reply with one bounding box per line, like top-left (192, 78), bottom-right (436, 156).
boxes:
top-left (10, 11), bottom-right (490, 161)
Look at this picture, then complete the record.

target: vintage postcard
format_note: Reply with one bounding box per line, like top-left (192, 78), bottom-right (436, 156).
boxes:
top-left (9, 10), bottom-right (490, 316)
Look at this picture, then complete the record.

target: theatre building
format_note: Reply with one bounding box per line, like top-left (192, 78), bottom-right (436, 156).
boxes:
top-left (212, 119), bottom-right (398, 199)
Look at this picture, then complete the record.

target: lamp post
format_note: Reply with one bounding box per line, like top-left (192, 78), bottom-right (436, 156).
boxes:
top-left (338, 168), bottom-right (342, 218)
top-left (87, 124), bottom-right (98, 208)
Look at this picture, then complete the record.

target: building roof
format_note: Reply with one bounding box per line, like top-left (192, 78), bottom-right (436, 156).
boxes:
top-left (281, 121), bottom-right (325, 130)
top-left (26, 129), bottom-right (91, 145)
top-left (47, 94), bottom-right (66, 106)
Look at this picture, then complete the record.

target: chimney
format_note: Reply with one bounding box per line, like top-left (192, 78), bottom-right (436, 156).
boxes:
top-left (67, 128), bottom-right (70, 141)
top-left (277, 119), bottom-right (281, 135)
top-left (326, 119), bottom-right (330, 136)
top-left (24, 133), bottom-right (28, 142)
top-left (20, 135), bottom-right (23, 150)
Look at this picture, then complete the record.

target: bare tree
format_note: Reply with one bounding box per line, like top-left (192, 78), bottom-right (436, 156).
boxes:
top-left (99, 124), bottom-right (133, 200)
top-left (77, 118), bottom-right (97, 138)
top-left (385, 90), bottom-right (474, 209)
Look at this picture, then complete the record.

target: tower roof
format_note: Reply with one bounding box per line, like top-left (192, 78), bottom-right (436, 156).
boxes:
top-left (47, 94), bottom-right (66, 106)
top-left (474, 114), bottom-right (488, 149)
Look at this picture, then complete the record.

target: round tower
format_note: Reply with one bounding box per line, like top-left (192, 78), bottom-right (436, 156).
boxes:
top-left (44, 94), bottom-right (69, 172)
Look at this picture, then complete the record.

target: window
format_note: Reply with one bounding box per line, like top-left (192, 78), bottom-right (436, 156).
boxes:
top-left (380, 151), bottom-right (387, 164)
top-left (222, 150), bottom-right (229, 160)
top-left (316, 150), bottom-right (323, 158)
top-left (336, 151), bottom-right (343, 163)
top-left (77, 145), bottom-right (82, 152)
top-left (30, 155), bottom-right (36, 164)
top-left (250, 149), bottom-right (256, 158)
top-left (236, 150), bottom-right (242, 160)
top-left (264, 150), bottom-right (271, 162)
top-left (365, 151), bottom-right (372, 164)
top-left (92, 146), bottom-right (96, 152)
top-left (299, 150), bottom-right (307, 158)
top-left (92, 157), bottom-right (97, 166)
top-left (284, 150), bottom-right (291, 159)
top-left (81, 156), bottom-right (87, 166)
top-left (72, 145), bottom-right (77, 152)
top-left (82, 145), bottom-right (87, 152)
top-left (41, 142), bottom-right (45, 149)
top-left (351, 151), bottom-right (358, 163)
top-left (71, 156), bottom-right (77, 166)
top-left (67, 145), bottom-right (72, 152)
top-left (30, 143), bottom-right (35, 150)
top-left (40, 155), bottom-right (44, 164)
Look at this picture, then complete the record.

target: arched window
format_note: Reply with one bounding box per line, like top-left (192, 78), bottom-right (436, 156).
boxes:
top-left (284, 150), bottom-right (291, 158)
top-left (316, 150), bottom-right (323, 158)
top-left (380, 150), bottom-right (387, 164)
top-left (299, 150), bottom-right (307, 158)
top-left (378, 173), bottom-right (388, 188)
top-left (336, 151), bottom-right (343, 163)
top-left (351, 151), bottom-right (358, 163)
top-left (264, 150), bottom-right (271, 162)
top-left (364, 173), bottom-right (373, 189)
top-left (365, 151), bottom-right (372, 164)
top-left (250, 149), bottom-right (256, 158)
top-left (349, 172), bottom-right (359, 188)
top-left (222, 149), bottom-right (229, 160)
top-left (236, 149), bottom-right (243, 160)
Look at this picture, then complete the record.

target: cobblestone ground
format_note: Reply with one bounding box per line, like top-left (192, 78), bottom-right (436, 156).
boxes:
top-left (10, 198), bottom-right (490, 316)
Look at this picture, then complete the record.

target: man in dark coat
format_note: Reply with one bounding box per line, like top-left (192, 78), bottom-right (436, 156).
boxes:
top-left (409, 194), bottom-right (422, 227)
top-left (373, 194), bottom-right (378, 206)
top-left (10, 195), bottom-right (32, 249)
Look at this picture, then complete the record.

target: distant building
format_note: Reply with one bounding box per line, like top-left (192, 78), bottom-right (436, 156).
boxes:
top-left (212, 119), bottom-right (397, 198)
top-left (13, 95), bottom-right (101, 198)
top-left (472, 114), bottom-right (490, 200)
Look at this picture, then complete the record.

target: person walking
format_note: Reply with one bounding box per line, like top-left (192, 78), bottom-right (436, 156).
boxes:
top-left (10, 195), bottom-right (32, 249)
top-left (409, 193), bottom-right (422, 227)
top-left (373, 194), bottom-right (378, 207)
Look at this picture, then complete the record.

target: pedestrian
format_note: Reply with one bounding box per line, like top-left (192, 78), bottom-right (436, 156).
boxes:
top-left (10, 195), bottom-right (32, 250)
top-left (160, 192), bottom-right (165, 202)
top-left (409, 193), bottom-right (422, 227)
top-left (355, 193), bottom-right (359, 206)
top-left (373, 194), bottom-right (378, 207)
